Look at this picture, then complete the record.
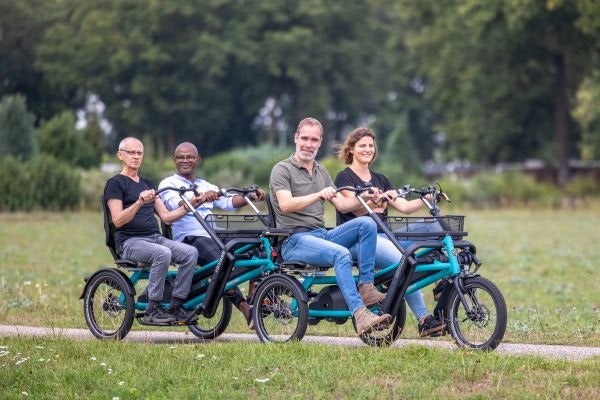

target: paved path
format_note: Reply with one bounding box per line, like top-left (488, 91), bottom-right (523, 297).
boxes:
top-left (1, 325), bottom-right (599, 361)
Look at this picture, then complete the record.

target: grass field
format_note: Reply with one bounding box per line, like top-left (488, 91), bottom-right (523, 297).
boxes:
top-left (1, 208), bottom-right (598, 345)
top-left (0, 208), bottom-right (599, 398)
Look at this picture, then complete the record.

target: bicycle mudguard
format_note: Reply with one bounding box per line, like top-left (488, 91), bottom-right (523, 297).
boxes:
top-left (201, 251), bottom-right (236, 319)
top-left (79, 268), bottom-right (135, 299)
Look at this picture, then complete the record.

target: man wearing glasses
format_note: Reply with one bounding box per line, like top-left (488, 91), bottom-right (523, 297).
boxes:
top-left (104, 137), bottom-right (199, 325)
top-left (158, 142), bottom-right (265, 329)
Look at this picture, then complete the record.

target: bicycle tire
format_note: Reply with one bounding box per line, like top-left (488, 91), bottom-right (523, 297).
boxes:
top-left (188, 297), bottom-right (232, 340)
top-left (357, 300), bottom-right (407, 347)
top-left (83, 269), bottom-right (135, 340)
top-left (252, 274), bottom-right (308, 343)
top-left (445, 276), bottom-right (507, 350)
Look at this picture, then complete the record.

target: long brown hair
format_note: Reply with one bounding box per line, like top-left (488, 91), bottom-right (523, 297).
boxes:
top-left (337, 127), bottom-right (377, 165)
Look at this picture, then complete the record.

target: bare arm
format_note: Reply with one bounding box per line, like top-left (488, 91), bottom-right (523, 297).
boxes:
top-left (328, 187), bottom-right (378, 214)
top-left (275, 189), bottom-right (324, 213)
top-left (154, 196), bottom-right (191, 224)
top-left (338, 189), bottom-right (386, 217)
top-left (107, 188), bottom-right (158, 228)
top-left (381, 190), bottom-right (427, 214)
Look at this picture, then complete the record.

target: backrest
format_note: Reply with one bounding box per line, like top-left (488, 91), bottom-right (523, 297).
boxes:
top-left (160, 221), bottom-right (174, 240)
top-left (266, 196), bottom-right (277, 228)
top-left (101, 195), bottom-right (120, 260)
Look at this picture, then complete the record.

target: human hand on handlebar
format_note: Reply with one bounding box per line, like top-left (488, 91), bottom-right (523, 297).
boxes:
top-left (138, 189), bottom-right (157, 205)
top-left (319, 186), bottom-right (338, 200)
top-left (203, 190), bottom-right (221, 202)
top-left (247, 188), bottom-right (266, 202)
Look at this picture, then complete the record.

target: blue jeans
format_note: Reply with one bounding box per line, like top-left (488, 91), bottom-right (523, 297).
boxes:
top-left (351, 235), bottom-right (428, 321)
top-left (121, 234), bottom-right (198, 303)
top-left (281, 216), bottom-right (377, 314)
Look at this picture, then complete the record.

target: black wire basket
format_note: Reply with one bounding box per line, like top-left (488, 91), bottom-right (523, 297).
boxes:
top-left (204, 214), bottom-right (269, 240)
top-left (384, 215), bottom-right (466, 240)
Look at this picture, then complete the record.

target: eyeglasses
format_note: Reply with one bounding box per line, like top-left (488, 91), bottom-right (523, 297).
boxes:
top-left (173, 155), bottom-right (199, 161)
top-left (120, 149), bottom-right (144, 157)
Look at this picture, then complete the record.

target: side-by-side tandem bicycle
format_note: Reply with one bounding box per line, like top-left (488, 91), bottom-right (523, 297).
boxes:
top-left (81, 183), bottom-right (507, 350)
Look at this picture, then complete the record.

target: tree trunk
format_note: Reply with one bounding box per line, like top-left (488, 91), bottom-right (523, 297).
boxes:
top-left (553, 51), bottom-right (569, 189)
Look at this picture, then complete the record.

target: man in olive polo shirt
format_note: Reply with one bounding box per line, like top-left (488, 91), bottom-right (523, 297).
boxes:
top-left (269, 117), bottom-right (391, 336)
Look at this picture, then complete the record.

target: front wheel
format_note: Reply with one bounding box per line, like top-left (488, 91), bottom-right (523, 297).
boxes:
top-left (357, 300), bottom-right (407, 347)
top-left (252, 274), bottom-right (308, 343)
top-left (188, 297), bottom-right (232, 340)
top-left (83, 270), bottom-right (135, 340)
top-left (445, 276), bottom-right (507, 350)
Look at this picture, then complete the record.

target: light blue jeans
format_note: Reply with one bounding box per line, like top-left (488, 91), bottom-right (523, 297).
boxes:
top-left (361, 235), bottom-right (428, 321)
top-left (121, 234), bottom-right (198, 302)
top-left (281, 216), bottom-right (377, 314)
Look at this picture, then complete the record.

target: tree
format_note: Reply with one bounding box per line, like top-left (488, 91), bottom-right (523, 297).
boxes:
top-left (37, 110), bottom-right (98, 169)
top-left (0, 95), bottom-right (36, 160)
top-left (396, 0), bottom-right (599, 187)
top-left (0, 0), bottom-right (65, 121)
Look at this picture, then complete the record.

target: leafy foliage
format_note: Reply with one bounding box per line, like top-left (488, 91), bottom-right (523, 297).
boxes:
top-left (37, 110), bottom-right (100, 169)
top-left (0, 155), bottom-right (81, 211)
top-left (0, 95), bottom-right (36, 160)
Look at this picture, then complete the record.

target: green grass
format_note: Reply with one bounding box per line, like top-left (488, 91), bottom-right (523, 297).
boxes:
top-left (1, 208), bottom-right (599, 398)
top-left (1, 336), bottom-right (599, 399)
top-left (1, 208), bottom-right (599, 345)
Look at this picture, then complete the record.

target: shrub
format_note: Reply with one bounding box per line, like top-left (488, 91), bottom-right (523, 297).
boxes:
top-left (37, 110), bottom-right (100, 169)
top-left (0, 155), bottom-right (80, 211)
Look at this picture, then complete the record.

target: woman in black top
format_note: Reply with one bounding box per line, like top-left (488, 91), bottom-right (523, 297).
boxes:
top-left (334, 127), bottom-right (445, 337)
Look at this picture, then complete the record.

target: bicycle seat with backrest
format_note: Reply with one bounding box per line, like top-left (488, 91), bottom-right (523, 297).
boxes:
top-left (101, 195), bottom-right (149, 269)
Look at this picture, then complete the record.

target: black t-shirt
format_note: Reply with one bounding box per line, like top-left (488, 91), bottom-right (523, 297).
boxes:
top-left (104, 174), bottom-right (160, 248)
top-left (334, 167), bottom-right (393, 228)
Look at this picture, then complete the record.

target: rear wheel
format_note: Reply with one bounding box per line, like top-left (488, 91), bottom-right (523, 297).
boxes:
top-left (253, 274), bottom-right (308, 343)
top-left (357, 300), bottom-right (406, 347)
top-left (83, 270), bottom-right (135, 340)
top-left (445, 276), bottom-right (507, 350)
top-left (188, 298), bottom-right (232, 340)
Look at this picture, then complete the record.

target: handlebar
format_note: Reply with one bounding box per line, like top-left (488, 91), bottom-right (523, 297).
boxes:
top-left (156, 184), bottom-right (199, 196)
top-left (218, 184), bottom-right (261, 198)
top-left (395, 183), bottom-right (451, 203)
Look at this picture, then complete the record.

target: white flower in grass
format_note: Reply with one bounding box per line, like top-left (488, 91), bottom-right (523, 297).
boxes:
top-left (22, 391), bottom-right (29, 396)
top-left (118, 381), bottom-right (125, 386)
top-left (35, 346), bottom-right (43, 349)
top-left (0, 351), bottom-right (9, 357)
top-left (15, 357), bottom-right (28, 366)
top-left (100, 362), bottom-right (107, 367)
top-left (112, 397), bottom-right (120, 400)
top-left (23, 281), bottom-right (31, 286)
top-left (255, 378), bottom-right (270, 383)
top-left (169, 346), bottom-right (177, 349)
top-left (90, 356), bottom-right (97, 361)
top-left (195, 354), bottom-right (205, 359)
top-left (0, 346), bottom-right (7, 349)
top-left (107, 368), bottom-right (113, 374)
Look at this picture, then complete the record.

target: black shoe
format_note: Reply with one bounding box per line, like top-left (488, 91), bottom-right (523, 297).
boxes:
top-left (166, 304), bottom-right (197, 324)
top-left (144, 304), bottom-right (176, 324)
top-left (418, 315), bottom-right (446, 337)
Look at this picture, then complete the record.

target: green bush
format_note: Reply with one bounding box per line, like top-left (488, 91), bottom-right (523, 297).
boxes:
top-left (564, 175), bottom-right (600, 197)
top-left (37, 110), bottom-right (100, 169)
top-left (0, 155), bottom-right (80, 211)
top-left (434, 172), bottom-right (562, 209)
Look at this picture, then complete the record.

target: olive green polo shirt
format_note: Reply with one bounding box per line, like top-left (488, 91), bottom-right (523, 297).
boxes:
top-left (269, 155), bottom-right (334, 229)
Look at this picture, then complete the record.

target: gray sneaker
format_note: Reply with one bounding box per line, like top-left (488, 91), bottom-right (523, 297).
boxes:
top-left (143, 304), bottom-right (176, 324)
top-left (353, 307), bottom-right (392, 335)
